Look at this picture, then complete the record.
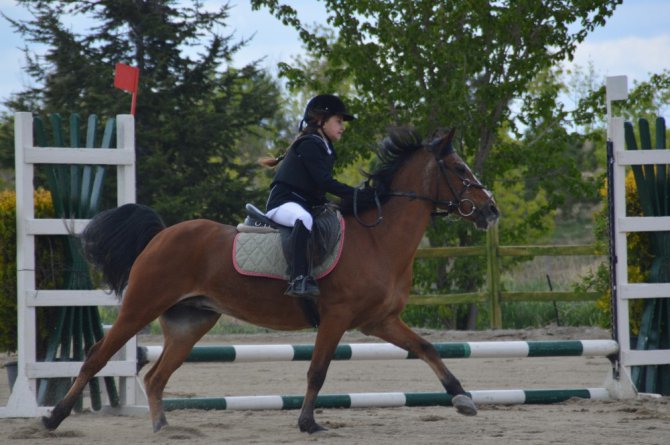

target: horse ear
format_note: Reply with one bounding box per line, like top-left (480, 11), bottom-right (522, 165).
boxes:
top-left (433, 127), bottom-right (456, 158)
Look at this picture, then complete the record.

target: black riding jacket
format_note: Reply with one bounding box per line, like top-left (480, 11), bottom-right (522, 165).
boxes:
top-left (266, 135), bottom-right (354, 212)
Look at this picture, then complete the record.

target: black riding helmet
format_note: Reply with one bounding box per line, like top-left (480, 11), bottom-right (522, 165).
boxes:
top-left (301, 94), bottom-right (355, 130)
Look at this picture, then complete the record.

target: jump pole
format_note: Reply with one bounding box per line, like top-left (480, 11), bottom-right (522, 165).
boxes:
top-left (140, 340), bottom-right (619, 364)
top-left (144, 340), bottom-right (618, 411)
top-left (163, 388), bottom-right (612, 411)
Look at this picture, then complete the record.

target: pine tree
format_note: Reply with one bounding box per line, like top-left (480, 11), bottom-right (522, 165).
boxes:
top-left (3, 0), bottom-right (282, 224)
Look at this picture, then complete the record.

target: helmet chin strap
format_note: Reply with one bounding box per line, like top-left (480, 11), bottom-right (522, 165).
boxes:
top-left (317, 126), bottom-right (332, 145)
top-left (301, 115), bottom-right (332, 145)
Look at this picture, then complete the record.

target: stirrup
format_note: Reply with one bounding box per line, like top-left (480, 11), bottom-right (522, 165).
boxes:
top-left (286, 275), bottom-right (320, 299)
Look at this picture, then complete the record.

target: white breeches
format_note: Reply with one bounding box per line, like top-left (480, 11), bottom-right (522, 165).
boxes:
top-left (265, 202), bottom-right (313, 231)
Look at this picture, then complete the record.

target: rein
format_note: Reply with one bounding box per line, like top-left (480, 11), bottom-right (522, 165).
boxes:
top-left (352, 185), bottom-right (384, 228)
top-left (351, 153), bottom-right (488, 228)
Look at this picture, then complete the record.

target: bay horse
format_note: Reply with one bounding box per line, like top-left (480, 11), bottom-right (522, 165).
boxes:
top-left (42, 126), bottom-right (499, 434)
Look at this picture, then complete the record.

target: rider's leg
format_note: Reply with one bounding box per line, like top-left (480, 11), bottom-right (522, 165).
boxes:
top-left (286, 219), bottom-right (320, 298)
top-left (265, 203), bottom-right (319, 299)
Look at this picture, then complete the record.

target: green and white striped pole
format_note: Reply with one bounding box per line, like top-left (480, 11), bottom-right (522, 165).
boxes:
top-left (163, 388), bottom-right (611, 411)
top-left (141, 340), bottom-right (618, 364)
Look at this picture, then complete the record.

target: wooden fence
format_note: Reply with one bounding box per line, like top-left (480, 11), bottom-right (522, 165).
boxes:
top-left (408, 225), bottom-right (604, 328)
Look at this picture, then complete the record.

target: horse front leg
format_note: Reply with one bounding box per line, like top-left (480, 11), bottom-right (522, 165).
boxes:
top-left (364, 317), bottom-right (477, 416)
top-left (298, 317), bottom-right (347, 433)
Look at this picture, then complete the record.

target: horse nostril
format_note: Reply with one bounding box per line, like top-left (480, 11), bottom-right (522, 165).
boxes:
top-left (490, 203), bottom-right (500, 217)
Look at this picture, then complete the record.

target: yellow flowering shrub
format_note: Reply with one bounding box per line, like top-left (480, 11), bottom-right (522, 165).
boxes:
top-left (0, 188), bottom-right (65, 352)
top-left (588, 171), bottom-right (648, 334)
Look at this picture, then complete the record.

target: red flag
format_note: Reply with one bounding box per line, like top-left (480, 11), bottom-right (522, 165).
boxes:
top-left (114, 63), bottom-right (139, 93)
top-left (114, 63), bottom-right (140, 115)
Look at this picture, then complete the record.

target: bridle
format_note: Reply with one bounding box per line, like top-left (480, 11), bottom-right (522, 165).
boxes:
top-left (352, 146), bottom-right (489, 228)
top-left (389, 155), bottom-right (488, 217)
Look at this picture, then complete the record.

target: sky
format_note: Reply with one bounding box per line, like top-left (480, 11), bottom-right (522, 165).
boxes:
top-left (0, 0), bottom-right (668, 114)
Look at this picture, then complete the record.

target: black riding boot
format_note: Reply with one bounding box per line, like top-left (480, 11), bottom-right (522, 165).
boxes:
top-left (286, 220), bottom-right (320, 299)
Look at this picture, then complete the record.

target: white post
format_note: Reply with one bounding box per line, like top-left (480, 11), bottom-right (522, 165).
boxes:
top-left (2, 112), bottom-right (46, 416)
top-left (113, 114), bottom-right (144, 409)
top-left (605, 75), bottom-right (628, 135)
top-left (116, 114), bottom-right (136, 204)
top-left (604, 76), bottom-right (636, 398)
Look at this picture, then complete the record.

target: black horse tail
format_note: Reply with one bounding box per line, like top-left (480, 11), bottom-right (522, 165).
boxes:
top-left (81, 203), bottom-right (166, 296)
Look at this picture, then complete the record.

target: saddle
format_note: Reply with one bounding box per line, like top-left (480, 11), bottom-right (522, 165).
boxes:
top-left (233, 204), bottom-right (344, 280)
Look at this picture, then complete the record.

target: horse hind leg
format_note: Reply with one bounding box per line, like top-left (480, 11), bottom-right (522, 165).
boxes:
top-left (144, 302), bottom-right (220, 432)
top-left (42, 312), bottom-right (151, 430)
top-left (364, 317), bottom-right (477, 416)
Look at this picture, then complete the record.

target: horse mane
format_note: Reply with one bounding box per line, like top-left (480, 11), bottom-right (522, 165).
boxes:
top-left (366, 126), bottom-right (424, 189)
top-left (339, 126), bottom-right (424, 215)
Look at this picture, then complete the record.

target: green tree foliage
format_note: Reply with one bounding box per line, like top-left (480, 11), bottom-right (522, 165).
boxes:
top-left (2, 0), bottom-right (283, 224)
top-left (253, 0), bottom-right (619, 170)
top-left (253, 0), bottom-right (619, 327)
top-left (575, 70), bottom-right (670, 128)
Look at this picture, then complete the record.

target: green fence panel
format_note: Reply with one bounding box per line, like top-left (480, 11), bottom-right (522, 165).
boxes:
top-left (33, 113), bottom-right (120, 408)
top-left (625, 117), bottom-right (670, 395)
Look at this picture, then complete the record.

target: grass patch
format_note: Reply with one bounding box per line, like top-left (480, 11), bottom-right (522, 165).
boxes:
top-left (499, 301), bottom-right (601, 329)
top-left (493, 210), bottom-right (604, 328)
top-left (496, 248), bottom-right (604, 328)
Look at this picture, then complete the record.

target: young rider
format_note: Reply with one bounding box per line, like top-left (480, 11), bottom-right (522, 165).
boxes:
top-left (259, 94), bottom-right (357, 299)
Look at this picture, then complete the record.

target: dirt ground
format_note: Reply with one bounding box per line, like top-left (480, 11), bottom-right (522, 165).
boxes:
top-left (1, 326), bottom-right (668, 444)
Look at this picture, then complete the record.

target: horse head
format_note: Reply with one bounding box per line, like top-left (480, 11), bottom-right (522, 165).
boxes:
top-left (345, 126), bottom-right (498, 230)
top-left (427, 129), bottom-right (499, 230)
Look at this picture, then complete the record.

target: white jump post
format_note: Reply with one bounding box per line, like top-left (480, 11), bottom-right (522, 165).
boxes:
top-left (606, 75), bottom-right (670, 396)
top-left (0, 112), bottom-right (145, 418)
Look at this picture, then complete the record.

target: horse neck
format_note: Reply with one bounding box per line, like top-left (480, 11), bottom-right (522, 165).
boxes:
top-left (359, 150), bottom-right (437, 263)
top-left (389, 149), bottom-right (437, 230)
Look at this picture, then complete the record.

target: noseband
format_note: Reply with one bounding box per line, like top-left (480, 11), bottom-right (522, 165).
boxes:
top-left (352, 151), bottom-right (489, 228)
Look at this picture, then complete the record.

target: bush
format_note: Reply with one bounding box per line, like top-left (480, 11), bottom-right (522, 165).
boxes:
top-left (575, 171), bottom-right (648, 333)
top-left (0, 188), bottom-right (65, 352)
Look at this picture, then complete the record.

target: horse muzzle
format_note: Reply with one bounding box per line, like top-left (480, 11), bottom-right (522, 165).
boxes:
top-left (473, 198), bottom-right (500, 230)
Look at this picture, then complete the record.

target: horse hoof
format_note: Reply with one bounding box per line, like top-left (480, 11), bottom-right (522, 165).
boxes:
top-left (41, 415), bottom-right (59, 431)
top-left (299, 420), bottom-right (327, 434)
top-left (452, 394), bottom-right (478, 416)
top-left (153, 416), bottom-right (168, 432)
